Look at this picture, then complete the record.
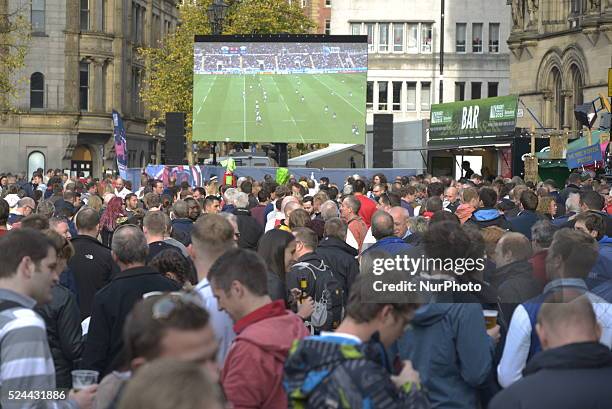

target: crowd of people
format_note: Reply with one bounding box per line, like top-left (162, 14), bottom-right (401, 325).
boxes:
top-left (0, 165), bottom-right (611, 409)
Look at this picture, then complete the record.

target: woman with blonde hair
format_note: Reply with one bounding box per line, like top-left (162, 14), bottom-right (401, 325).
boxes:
top-left (536, 195), bottom-right (557, 220)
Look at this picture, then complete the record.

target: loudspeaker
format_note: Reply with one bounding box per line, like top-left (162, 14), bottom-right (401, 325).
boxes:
top-left (274, 143), bottom-right (288, 167)
top-left (373, 114), bottom-right (394, 168)
top-left (165, 112), bottom-right (186, 165)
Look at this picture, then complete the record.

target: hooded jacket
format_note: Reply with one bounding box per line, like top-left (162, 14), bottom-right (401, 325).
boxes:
top-left (586, 235), bottom-right (612, 288)
top-left (221, 300), bottom-right (309, 409)
top-left (284, 333), bottom-right (430, 409)
top-left (467, 208), bottom-right (510, 230)
top-left (233, 207), bottom-right (264, 250)
top-left (489, 342), bottom-right (612, 409)
top-left (396, 303), bottom-right (495, 409)
top-left (316, 236), bottom-right (360, 296)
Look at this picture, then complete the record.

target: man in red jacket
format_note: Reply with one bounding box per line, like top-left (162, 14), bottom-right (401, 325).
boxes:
top-left (209, 248), bottom-right (309, 409)
top-left (353, 179), bottom-right (377, 227)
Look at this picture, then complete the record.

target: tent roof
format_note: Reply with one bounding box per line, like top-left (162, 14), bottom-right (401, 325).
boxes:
top-left (288, 144), bottom-right (362, 167)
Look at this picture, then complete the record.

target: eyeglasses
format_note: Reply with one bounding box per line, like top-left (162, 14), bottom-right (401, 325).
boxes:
top-left (142, 291), bottom-right (204, 321)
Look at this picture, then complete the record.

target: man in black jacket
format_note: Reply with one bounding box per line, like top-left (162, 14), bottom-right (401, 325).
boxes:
top-left (232, 192), bottom-right (263, 250)
top-left (492, 232), bottom-right (541, 319)
top-left (508, 190), bottom-right (543, 240)
top-left (82, 225), bottom-right (180, 376)
top-left (316, 217), bottom-right (359, 297)
top-left (490, 292), bottom-right (612, 409)
top-left (68, 207), bottom-right (120, 320)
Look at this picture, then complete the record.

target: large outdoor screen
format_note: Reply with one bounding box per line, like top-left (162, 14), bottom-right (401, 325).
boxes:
top-left (192, 35), bottom-right (368, 144)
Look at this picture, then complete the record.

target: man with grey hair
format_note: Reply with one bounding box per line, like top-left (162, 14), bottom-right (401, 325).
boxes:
top-left (361, 211), bottom-right (411, 256)
top-left (82, 225), bottom-right (180, 376)
top-left (170, 199), bottom-right (194, 246)
top-left (223, 187), bottom-right (239, 213)
top-left (553, 191), bottom-right (581, 226)
top-left (232, 191), bottom-right (263, 250)
top-left (320, 200), bottom-right (339, 221)
top-left (529, 220), bottom-right (558, 287)
top-left (36, 199), bottom-right (55, 219)
top-left (8, 197), bottom-right (35, 227)
top-left (317, 217), bottom-right (359, 295)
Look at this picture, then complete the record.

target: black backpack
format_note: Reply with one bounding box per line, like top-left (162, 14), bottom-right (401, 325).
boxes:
top-left (292, 259), bottom-right (344, 332)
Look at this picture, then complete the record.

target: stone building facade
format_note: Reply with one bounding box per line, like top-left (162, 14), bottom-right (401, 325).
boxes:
top-left (508, 0), bottom-right (612, 131)
top-left (0, 0), bottom-right (179, 177)
top-left (330, 0), bottom-right (512, 125)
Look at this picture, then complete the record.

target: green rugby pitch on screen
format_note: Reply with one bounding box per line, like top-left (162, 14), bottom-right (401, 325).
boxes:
top-left (192, 37), bottom-right (368, 144)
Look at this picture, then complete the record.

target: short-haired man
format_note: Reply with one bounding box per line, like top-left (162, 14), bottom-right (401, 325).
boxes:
top-left (361, 211), bottom-right (412, 256)
top-left (508, 190), bottom-right (541, 240)
top-left (574, 211), bottom-right (612, 288)
top-left (529, 220), bottom-right (558, 287)
top-left (97, 293), bottom-right (219, 409)
top-left (352, 179), bottom-right (377, 227)
top-left (468, 187), bottom-right (510, 230)
top-left (0, 228), bottom-right (96, 409)
top-left (8, 197), bottom-right (35, 227)
top-left (492, 232), bottom-right (542, 318)
top-left (83, 225), bottom-right (180, 376)
top-left (232, 192), bottom-right (263, 250)
top-left (114, 177), bottom-right (131, 199)
top-left (400, 185), bottom-right (417, 217)
top-left (124, 193), bottom-right (139, 217)
top-left (444, 186), bottom-right (460, 213)
top-left (170, 200), bottom-right (194, 247)
top-left (209, 248), bottom-right (309, 409)
top-left (203, 195), bottom-right (221, 214)
top-left (152, 179), bottom-right (164, 196)
top-left (497, 229), bottom-right (612, 388)
top-left (553, 192), bottom-right (580, 226)
top-left (340, 195), bottom-right (367, 251)
top-left (68, 208), bottom-right (120, 320)
top-left (490, 293), bottom-right (612, 409)
top-left (143, 211), bottom-right (191, 263)
top-left (388, 206), bottom-right (411, 241)
top-left (190, 214), bottom-right (237, 365)
top-left (575, 190), bottom-right (612, 236)
top-left (316, 217), bottom-right (359, 297)
top-left (285, 273), bottom-right (428, 409)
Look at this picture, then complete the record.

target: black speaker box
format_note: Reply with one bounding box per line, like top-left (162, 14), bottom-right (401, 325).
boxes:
top-left (373, 114), bottom-right (394, 168)
top-left (165, 112), bottom-right (186, 165)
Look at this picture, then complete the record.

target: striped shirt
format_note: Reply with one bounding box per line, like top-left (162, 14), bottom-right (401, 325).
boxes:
top-left (0, 289), bottom-right (78, 409)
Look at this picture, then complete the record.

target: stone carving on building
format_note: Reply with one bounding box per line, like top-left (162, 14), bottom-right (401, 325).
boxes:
top-left (588, 0), bottom-right (601, 12)
top-left (527, 0), bottom-right (539, 29)
top-left (511, 0), bottom-right (524, 29)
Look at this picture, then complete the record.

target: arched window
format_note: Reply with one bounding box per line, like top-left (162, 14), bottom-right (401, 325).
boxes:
top-left (30, 72), bottom-right (44, 109)
top-left (571, 64), bottom-right (583, 129)
top-left (552, 68), bottom-right (564, 129)
top-left (27, 151), bottom-right (45, 178)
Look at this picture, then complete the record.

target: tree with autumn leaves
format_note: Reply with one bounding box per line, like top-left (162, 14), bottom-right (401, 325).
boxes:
top-left (0, 0), bottom-right (30, 111)
top-left (140, 0), bottom-right (316, 163)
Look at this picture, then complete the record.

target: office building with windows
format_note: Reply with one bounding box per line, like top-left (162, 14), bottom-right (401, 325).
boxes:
top-left (508, 0), bottom-right (612, 131)
top-left (331, 0), bottom-right (511, 124)
top-left (0, 0), bottom-right (179, 177)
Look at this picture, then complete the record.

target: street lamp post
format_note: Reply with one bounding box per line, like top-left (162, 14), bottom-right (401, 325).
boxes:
top-left (207, 0), bottom-right (229, 166)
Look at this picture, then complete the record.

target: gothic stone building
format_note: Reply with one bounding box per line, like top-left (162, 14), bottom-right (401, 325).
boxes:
top-left (508, 0), bottom-right (612, 131)
top-left (0, 0), bottom-right (179, 177)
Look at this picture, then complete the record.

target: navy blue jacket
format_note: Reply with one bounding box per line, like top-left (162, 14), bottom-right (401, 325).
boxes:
top-left (509, 210), bottom-right (543, 240)
top-left (586, 235), bottom-right (612, 289)
top-left (361, 236), bottom-right (412, 257)
top-left (170, 218), bottom-right (194, 246)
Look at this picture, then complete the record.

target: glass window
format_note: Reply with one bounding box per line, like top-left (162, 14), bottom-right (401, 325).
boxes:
top-left (31, 0), bottom-right (45, 34)
top-left (350, 23), bottom-right (361, 35)
top-left (324, 20), bottom-right (331, 35)
top-left (406, 23), bottom-right (418, 52)
top-left (420, 82), bottom-right (431, 111)
top-left (456, 23), bottom-right (466, 52)
top-left (30, 72), bottom-right (44, 109)
top-left (102, 0), bottom-right (107, 32)
top-left (421, 23), bottom-right (432, 53)
top-left (27, 152), bottom-right (45, 180)
top-left (366, 23), bottom-right (375, 52)
top-left (366, 81), bottom-right (373, 109)
top-left (325, 0), bottom-right (331, 6)
top-left (379, 23), bottom-right (389, 52)
top-left (79, 62), bottom-right (89, 111)
top-left (487, 82), bottom-right (498, 97)
top-left (471, 82), bottom-right (481, 100)
top-left (392, 81), bottom-right (402, 111)
top-left (489, 23), bottom-right (499, 53)
top-left (407, 82), bottom-right (416, 110)
top-left (393, 23), bottom-right (404, 52)
top-left (472, 23), bottom-right (483, 53)
top-left (80, 0), bottom-right (89, 31)
top-left (378, 81), bottom-right (388, 110)
top-left (455, 82), bottom-right (465, 101)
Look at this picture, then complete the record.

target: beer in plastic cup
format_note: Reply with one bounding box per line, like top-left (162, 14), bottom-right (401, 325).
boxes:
top-left (483, 310), bottom-right (498, 330)
top-left (71, 370), bottom-right (98, 391)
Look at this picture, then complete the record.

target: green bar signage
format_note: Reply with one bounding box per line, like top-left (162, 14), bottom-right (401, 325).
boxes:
top-left (429, 95), bottom-right (519, 145)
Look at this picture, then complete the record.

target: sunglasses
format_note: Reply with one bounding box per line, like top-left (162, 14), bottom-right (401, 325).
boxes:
top-left (142, 291), bottom-right (204, 321)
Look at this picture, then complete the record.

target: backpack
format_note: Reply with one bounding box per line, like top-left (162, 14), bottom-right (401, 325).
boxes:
top-left (292, 260), bottom-right (344, 332)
